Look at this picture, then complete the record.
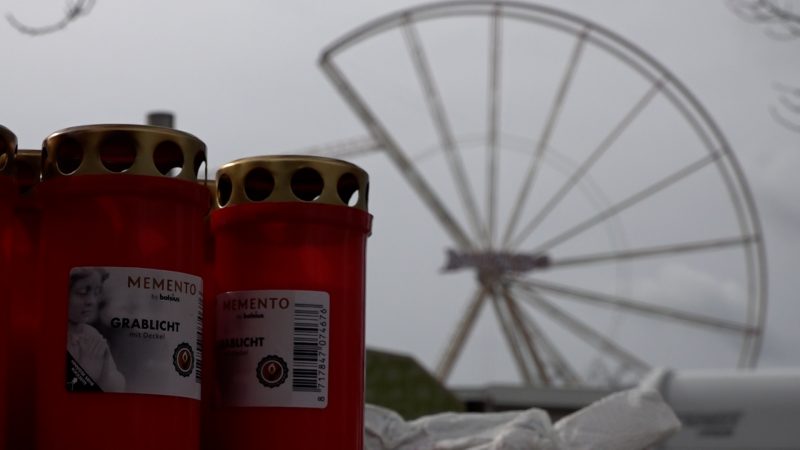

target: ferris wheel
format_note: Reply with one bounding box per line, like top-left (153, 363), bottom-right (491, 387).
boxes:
top-left (312, 1), bottom-right (767, 387)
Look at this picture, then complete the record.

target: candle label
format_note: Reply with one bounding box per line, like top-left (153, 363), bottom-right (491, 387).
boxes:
top-left (216, 290), bottom-right (330, 408)
top-left (65, 267), bottom-right (202, 400)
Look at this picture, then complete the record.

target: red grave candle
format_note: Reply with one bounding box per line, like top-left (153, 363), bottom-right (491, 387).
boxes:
top-left (206, 156), bottom-right (371, 450)
top-left (7, 149), bottom-right (43, 449)
top-left (34, 125), bottom-right (208, 450)
top-left (0, 125), bottom-right (19, 450)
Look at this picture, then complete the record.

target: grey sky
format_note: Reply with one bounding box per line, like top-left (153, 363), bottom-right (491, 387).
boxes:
top-left (2, 0), bottom-right (798, 386)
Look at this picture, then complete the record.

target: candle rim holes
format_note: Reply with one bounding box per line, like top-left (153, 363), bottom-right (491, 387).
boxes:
top-left (337, 172), bottom-right (359, 207)
top-left (41, 124), bottom-right (206, 181)
top-left (99, 131), bottom-right (138, 173)
top-left (244, 167), bottom-right (275, 202)
top-left (0, 125), bottom-right (16, 175)
top-left (218, 174), bottom-right (233, 207)
top-left (153, 140), bottom-right (184, 177)
top-left (214, 155), bottom-right (369, 212)
top-left (291, 167), bottom-right (324, 202)
top-left (194, 151), bottom-right (207, 181)
top-left (54, 137), bottom-right (83, 175)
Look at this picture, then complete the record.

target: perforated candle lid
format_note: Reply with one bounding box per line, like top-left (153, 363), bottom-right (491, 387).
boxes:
top-left (0, 125), bottom-right (17, 176)
top-left (215, 155), bottom-right (369, 212)
top-left (42, 124), bottom-right (206, 181)
top-left (14, 150), bottom-right (42, 194)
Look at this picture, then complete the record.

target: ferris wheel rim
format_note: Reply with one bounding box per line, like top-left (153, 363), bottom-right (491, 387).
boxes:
top-left (318, 0), bottom-right (768, 383)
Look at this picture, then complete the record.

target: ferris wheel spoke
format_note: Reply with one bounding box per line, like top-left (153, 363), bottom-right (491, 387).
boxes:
top-left (300, 135), bottom-right (381, 158)
top-left (532, 152), bottom-right (721, 254)
top-left (519, 278), bottom-right (755, 334)
top-left (320, 59), bottom-right (475, 250)
top-left (402, 18), bottom-right (488, 245)
top-left (500, 286), bottom-right (551, 386)
top-left (546, 235), bottom-right (757, 268)
top-left (435, 286), bottom-right (489, 382)
top-left (487, 5), bottom-right (503, 247)
top-left (514, 299), bottom-right (582, 386)
top-left (501, 27), bottom-right (589, 249)
top-left (509, 79), bottom-right (664, 248)
top-left (512, 284), bottom-right (650, 372)
top-left (489, 291), bottom-right (535, 385)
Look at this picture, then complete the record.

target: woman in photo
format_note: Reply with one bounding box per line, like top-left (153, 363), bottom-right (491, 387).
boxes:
top-left (67, 268), bottom-right (126, 392)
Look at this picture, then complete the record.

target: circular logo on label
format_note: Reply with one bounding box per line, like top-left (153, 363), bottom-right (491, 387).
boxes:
top-left (257, 355), bottom-right (288, 388)
top-left (173, 343), bottom-right (195, 377)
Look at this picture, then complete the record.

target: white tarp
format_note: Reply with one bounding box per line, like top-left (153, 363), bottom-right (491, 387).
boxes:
top-left (365, 384), bottom-right (680, 450)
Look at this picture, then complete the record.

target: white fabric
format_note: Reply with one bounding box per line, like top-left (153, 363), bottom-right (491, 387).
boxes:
top-left (365, 405), bottom-right (561, 450)
top-left (554, 387), bottom-right (681, 450)
top-left (365, 384), bottom-right (680, 450)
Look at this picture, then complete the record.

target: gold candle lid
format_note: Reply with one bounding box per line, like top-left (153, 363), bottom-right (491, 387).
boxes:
top-left (14, 150), bottom-right (42, 194)
top-left (0, 125), bottom-right (17, 175)
top-left (215, 155), bottom-right (369, 212)
top-left (42, 124), bottom-right (206, 181)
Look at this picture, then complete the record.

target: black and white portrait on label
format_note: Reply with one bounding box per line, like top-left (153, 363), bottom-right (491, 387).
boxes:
top-left (67, 267), bottom-right (125, 392)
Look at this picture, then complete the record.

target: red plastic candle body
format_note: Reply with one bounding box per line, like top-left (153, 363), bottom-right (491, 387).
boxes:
top-left (34, 126), bottom-right (208, 450)
top-left (0, 126), bottom-right (19, 450)
top-left (8, 150), bottom-right (42, 449)
top-left (0, 177), bottom-right (14, 450)
top-left (206, 157), bottom-right (371, 450)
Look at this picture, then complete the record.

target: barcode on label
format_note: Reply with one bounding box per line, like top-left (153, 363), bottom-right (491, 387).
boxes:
top-left (196, 294), bottom-right (203, 383)
top-left (292, 303), bottom-right (325, 393)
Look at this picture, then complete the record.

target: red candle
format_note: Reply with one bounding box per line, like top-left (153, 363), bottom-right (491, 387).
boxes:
top-left (8, 149), bottom-right (42, 449)
top-left (34, 125), bottom-right (208, 450)
top-left (206, 156), bottom-right (371, 450)
top-left (0, 125), bottom-right (19, 450)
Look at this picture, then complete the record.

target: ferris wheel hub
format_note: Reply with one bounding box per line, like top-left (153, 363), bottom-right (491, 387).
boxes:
top-left (442, 249), bottom-right (551, 276)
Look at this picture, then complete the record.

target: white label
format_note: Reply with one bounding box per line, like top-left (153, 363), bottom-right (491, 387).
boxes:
top-left (216, 290), bottom-right (329, 408)
top-left (66, 267), bottom-right (202, 400)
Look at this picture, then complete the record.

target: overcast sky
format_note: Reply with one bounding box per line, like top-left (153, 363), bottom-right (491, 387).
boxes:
top-left (2, 0), bottom-right (798, 387)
